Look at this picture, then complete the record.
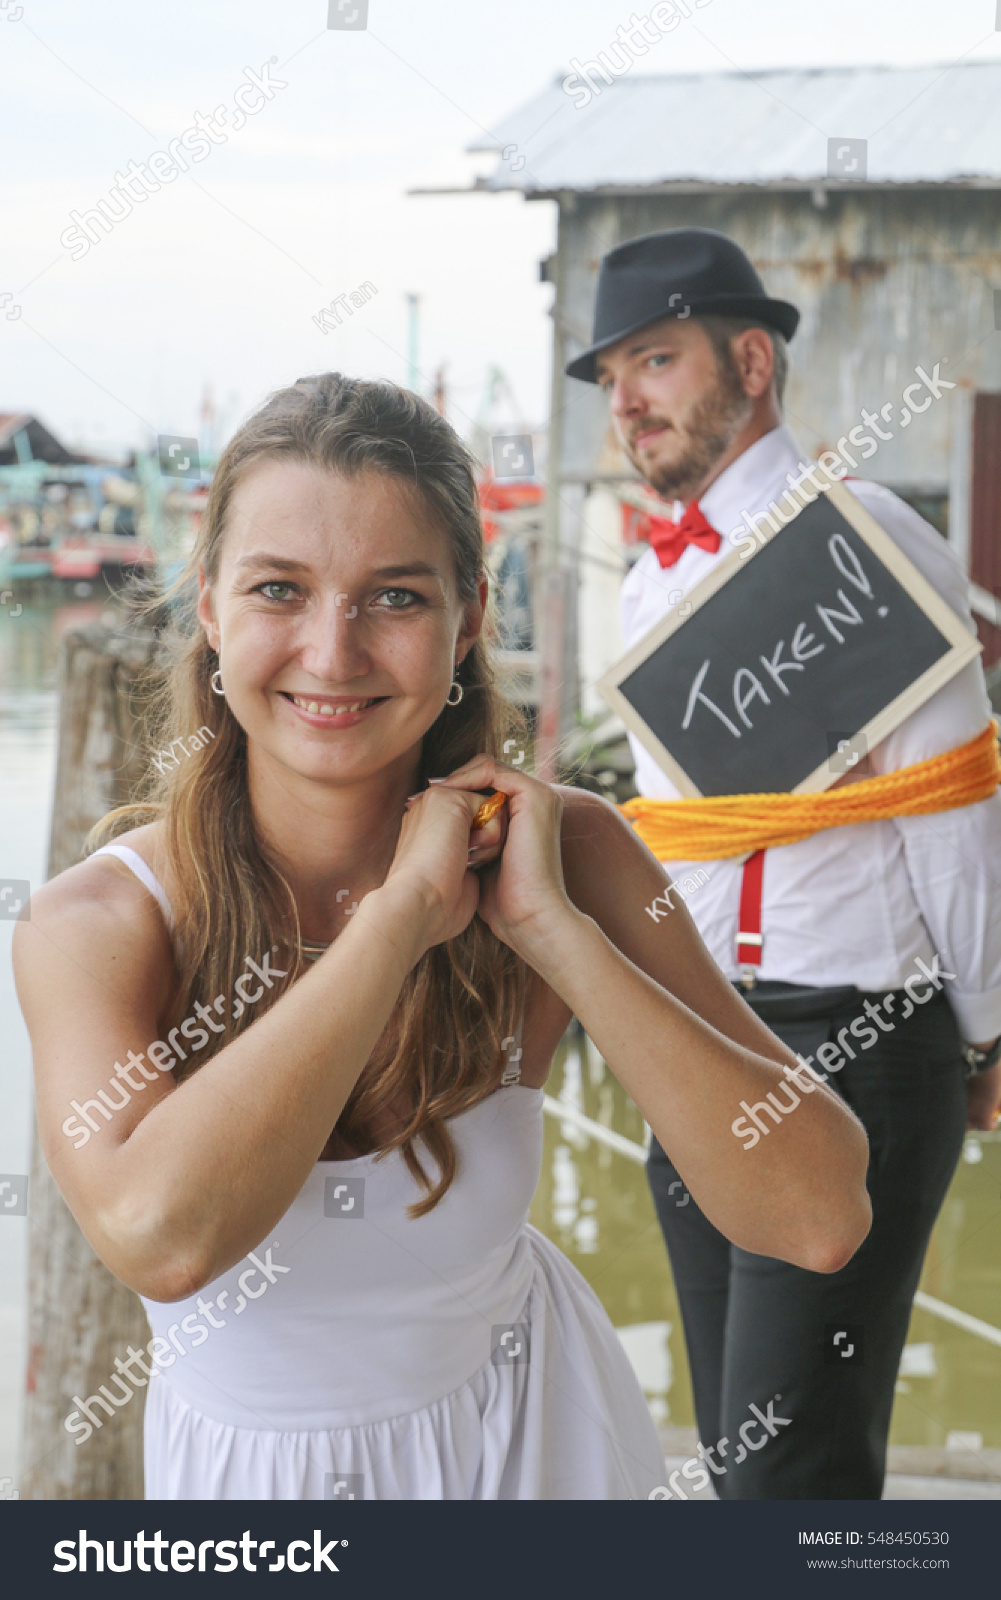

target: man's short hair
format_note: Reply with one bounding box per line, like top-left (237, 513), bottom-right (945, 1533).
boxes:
top-left (696, 314), bottom-right (788, 407)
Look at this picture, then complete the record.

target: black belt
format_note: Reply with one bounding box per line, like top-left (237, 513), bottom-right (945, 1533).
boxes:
top-left (732, 979), bottom-right (863, 1023)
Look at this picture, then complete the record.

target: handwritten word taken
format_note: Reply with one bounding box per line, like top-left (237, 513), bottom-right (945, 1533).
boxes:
top-left (603, 484), bottom-right (972, 798)
top-left (680, 535), bottom-right (886, 745)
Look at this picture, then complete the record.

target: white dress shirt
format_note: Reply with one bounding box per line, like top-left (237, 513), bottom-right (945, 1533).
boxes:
top-left (619, 423), bottom-right (1001, 1040)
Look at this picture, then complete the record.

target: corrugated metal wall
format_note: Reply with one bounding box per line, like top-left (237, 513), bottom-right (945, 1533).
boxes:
top-left (971, 392), bottom-right (1001, 668)
top-left (556, 187), bottom-right (1001, 501)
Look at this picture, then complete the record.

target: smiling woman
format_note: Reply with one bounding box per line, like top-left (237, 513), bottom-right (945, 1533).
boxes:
top-left (87, 374), bottom-right (531, 1199)
top-left (14, 372), bottom-right (871, 1504)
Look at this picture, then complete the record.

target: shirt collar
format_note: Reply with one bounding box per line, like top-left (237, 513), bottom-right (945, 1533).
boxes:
top-left (699, 422), bottom-right (806, 536)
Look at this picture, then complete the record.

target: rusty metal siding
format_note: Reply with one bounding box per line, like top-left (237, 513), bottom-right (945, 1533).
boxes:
top-left (970, 392), bottom-right (1001, 668)
top-left (556, 189), bottom-right (1001, 494)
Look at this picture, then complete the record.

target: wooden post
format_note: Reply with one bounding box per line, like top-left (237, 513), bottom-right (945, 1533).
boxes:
top-left (537, 233), bottom-right (570, 783)
top-left (20, 622), bottom-right (157, 1500)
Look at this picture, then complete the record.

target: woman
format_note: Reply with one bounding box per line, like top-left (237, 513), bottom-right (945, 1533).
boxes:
top-left (14, 374), bottom-right (871, 1501)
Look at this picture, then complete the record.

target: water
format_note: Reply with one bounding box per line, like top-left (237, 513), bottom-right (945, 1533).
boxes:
top-left (533, 1029), bottom-right (1001, 1457)
top-left (1, 593), bottom-right (999, 1491)
top-left (0, 592), bottom-right (72, 1493)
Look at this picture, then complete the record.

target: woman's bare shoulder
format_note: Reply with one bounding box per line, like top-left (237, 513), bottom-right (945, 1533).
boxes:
top-left (13, 819), bottom-right (178, 1009)
top-left (554, 783), bottom-right (657, 905)
top-left (27, 818), bottom-right (170, 917)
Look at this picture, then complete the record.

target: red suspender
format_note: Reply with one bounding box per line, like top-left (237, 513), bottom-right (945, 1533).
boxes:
top-left (736, 848), bottom-right (765, 986)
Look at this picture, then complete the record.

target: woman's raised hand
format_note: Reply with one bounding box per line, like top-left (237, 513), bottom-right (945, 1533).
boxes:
top-left (422, 754), bottom-right (571, 955)
top-left (380, 755), bottom-right (571, 961)
top-left (380, 779), bottom-right (486, 955)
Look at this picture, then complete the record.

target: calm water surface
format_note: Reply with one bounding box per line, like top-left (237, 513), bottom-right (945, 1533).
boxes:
top-left (533, 1036), bottom-right (1001, 1452)
top-left (0, 593), bottom-right (998, 1492)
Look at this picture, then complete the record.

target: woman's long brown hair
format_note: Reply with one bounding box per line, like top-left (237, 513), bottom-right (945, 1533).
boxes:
top-left (88, 372), bottom-right (532, 1216)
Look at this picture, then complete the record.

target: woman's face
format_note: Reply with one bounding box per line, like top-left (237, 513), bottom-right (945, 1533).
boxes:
top-left (197, 458), bottom-right (485, 787)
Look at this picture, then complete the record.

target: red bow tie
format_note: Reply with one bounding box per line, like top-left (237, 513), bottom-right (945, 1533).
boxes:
top-left (646, 500), bottom-right (722, 569)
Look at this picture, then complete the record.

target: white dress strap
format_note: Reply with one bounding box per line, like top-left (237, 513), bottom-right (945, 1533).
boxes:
top-left (89, 843), bottom-right (176, 933)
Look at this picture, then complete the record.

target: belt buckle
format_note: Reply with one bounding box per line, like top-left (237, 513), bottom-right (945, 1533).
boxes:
top-left (737, 931), bottom-right (762, 990)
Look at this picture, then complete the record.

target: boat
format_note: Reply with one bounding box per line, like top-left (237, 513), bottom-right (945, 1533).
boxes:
top-left (0, 533), bottom-right (52, 582)
top-left (49, 533), bottom-right (155, 581)
top-left (0, 461), bottom-right (154, 588)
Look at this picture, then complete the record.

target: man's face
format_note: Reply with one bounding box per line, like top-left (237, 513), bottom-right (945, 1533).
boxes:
top-left (595, 316), bottom-right (754, 503)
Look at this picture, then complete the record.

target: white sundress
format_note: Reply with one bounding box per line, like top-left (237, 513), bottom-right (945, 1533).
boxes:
top-left (91, 843), bottom-right (667, 1501)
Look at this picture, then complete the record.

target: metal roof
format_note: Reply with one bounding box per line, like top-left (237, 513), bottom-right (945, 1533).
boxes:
top-left (0, 414), bottom-right (32, 446)
top-left (466, 62), bottom-right (1001, 192)
top-left (0, 414), bottom-right (81, 464)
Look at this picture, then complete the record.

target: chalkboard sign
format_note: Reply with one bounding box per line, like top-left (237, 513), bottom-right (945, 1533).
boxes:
top-left (597, 479), bottom-right (981, 799)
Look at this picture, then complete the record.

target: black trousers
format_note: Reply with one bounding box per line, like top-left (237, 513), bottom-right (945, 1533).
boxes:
top-left (646, 983), bottom-right (968, 1499)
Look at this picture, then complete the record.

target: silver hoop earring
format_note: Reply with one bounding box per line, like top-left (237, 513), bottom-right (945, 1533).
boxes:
top-left (446, 679), bottom-right (464, 706)
top-left (210, 669), bottom-right (225, 697)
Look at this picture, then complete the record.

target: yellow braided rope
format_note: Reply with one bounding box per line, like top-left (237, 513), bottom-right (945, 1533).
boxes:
top-left (617, 721), bottom-right (1001, 860)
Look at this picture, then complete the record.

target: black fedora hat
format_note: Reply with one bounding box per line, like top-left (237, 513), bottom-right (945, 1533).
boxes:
top-left (565, 227), bottom-right (800, 384)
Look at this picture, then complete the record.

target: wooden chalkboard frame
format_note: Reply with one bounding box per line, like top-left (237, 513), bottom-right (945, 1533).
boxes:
top-left (597, 477), bottom-right (982, 799)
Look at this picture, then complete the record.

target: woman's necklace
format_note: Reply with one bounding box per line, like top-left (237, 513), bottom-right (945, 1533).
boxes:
top-left (297, 804), bottom-right (421, 964)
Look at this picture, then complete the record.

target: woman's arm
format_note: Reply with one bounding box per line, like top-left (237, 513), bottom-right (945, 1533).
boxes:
top-left (16, 869), bottom-right (429, 1300)
top-left (433, 758), bottom-right (872, 1275)
top-left (15, 785), bottom-right (488, 1302)
top-left (531, 789), bottom-right (872, 1273)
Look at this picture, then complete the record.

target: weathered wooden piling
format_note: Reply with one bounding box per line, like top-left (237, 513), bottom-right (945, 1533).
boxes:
top-left (20, 622), bottom-right (158, 1499)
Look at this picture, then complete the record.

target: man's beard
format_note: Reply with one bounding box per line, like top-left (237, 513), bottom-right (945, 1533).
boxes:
top-left (630, 358), bottom-right (753, 503)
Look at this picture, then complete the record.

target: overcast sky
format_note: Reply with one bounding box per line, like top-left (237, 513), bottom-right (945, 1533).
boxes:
top-left (3, 0), bottom-right (1000, 456)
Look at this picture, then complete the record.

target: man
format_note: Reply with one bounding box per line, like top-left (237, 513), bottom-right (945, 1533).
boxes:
top-left (566, 227), bottom-right (1001, 1499)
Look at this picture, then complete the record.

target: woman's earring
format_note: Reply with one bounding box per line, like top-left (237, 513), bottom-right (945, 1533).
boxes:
top-left (210, 668), bottom-right (225, 697)
top-left (446, 678), bottom-right (464, 706)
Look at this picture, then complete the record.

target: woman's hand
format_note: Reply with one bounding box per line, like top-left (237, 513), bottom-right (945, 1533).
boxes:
top-left (380, 779), bottom-right (487, 955)
top-left (423, 754), bottom-right (572, 955)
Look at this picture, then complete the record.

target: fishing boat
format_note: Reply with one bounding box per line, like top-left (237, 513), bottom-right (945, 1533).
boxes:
top-left (49, 533), bottom-right (154, 581)
top-left (0, 461), bottom-right (155, 587)
top-left (0, 533), bottom-right (52, 583)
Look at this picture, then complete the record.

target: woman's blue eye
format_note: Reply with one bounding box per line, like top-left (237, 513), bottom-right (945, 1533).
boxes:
top-left (252, 583), bottom-right (423, 608)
